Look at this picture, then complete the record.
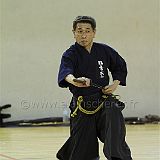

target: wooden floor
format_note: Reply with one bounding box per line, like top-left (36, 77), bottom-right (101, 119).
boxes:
top-left (0, 124), bottom-right (159, 160)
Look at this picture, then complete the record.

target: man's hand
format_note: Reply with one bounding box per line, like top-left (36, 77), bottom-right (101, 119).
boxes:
top-left (65, 74), bottom-right (90, 87)
top-left (73, 77), bottom-right (91, 87)
top-left (102, 80), bottom-right (120, 94)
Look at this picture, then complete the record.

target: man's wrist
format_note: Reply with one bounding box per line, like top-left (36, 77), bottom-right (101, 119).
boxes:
top-left (113, 80), bottom-right (120, 86)
top-left (65, 74), bottom-right (75, 85)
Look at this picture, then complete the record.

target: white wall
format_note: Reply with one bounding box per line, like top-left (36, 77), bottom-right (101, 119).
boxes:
top-left (0, 0), bottom-right (159, 121)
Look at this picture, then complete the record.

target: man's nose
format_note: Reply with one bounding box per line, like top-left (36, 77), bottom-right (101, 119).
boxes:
top-left (81, 33), bottom-right (87, 38)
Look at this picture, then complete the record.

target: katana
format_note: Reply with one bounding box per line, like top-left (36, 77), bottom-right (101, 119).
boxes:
top-left (73, 78), bottom-right (104, 89)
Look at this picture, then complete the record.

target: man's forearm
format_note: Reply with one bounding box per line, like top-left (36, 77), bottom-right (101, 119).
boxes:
top-left (113, 80), bottom-right (120, 86)
top-left (65, 74), bottom-right (75, 85)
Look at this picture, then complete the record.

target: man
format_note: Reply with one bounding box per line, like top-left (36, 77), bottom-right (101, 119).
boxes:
top-left (57, 16), bottom-right (132, 160)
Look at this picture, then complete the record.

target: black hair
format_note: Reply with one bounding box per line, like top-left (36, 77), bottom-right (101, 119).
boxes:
top-left (73, 16), bottom-right (96, 30)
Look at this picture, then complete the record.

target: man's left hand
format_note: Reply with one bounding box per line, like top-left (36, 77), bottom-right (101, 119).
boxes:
top-left (102, 80), bottom-right (120, 94)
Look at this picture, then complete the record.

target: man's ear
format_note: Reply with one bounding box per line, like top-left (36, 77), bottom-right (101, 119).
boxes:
top-left (72, 30), bottom-right (76, 38)
top-left (93, 29), bottom-right (96, 38)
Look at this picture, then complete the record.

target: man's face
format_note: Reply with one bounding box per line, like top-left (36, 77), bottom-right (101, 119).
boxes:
top-left (73, 23), bottom-right (96, 49)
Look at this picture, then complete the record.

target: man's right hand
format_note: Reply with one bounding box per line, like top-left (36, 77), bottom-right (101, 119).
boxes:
top-left (65, 74), bottom-right (90, 87)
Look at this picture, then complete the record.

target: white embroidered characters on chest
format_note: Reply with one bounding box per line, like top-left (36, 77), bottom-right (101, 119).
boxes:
top-left (98, 61), bottom-right (104, 78)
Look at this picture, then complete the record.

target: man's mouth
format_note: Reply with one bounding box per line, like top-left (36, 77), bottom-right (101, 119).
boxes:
top-left (81, 40), bottom-right (87, 44)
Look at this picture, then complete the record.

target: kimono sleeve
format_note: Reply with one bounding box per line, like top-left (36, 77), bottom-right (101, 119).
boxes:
top-left (108, 48), bottom-right (127, 86)
top-left (58, 54), bottom-right (74, 88)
